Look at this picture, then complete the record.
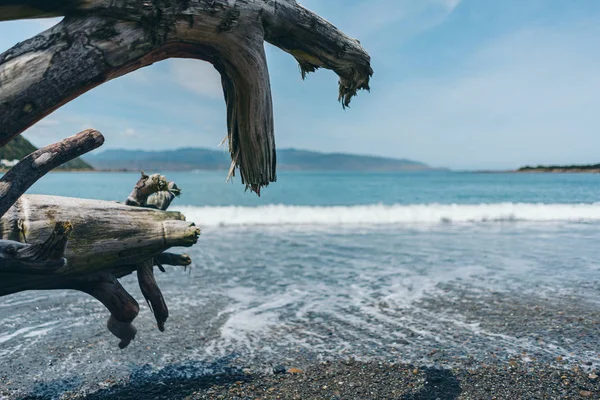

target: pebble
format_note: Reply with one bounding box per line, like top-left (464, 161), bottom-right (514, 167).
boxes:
top-left (272, 365), bottom-right (287, 375)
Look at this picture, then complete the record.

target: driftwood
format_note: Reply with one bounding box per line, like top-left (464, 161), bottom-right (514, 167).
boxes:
top-left (0, 221), bottom-right (72, 274)
top-left (0, 0), bottom-right (372, 193)
top-left (3, 195), bottom-right (196, 269)
top-left (0, 0), bottom-right (372, 349)
top-left (0, 189), bottom-right (199, 347)
top-left (125, 172), bottom-right (183, 333)
top-left (126, 171), bottom-right (181, 210)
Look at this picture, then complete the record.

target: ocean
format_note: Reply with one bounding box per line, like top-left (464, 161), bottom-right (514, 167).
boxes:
top-left (1, 170), bottom-right (599, 398)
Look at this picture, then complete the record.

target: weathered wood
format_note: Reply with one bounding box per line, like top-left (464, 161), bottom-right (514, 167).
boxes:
top-left (0, 0), bottom-right (372, 192)
top-left (0, 194), bottom-right (200, 296)
top-left (137, 259), bottom-right (169, 332)
top-left (0, 221), bottom-right (71, 273)
top-left (153, 252), bottom-right (190, 273)
top-left (78, 273), bottom-right (140, 349)
top-left (146, 181), bottom-right (181, 210)
top-left (126, 172), bottom-right (180, 210)
top-left (125, 171), bottom-right (168, 207)
top-left (0, 129), bottom-right (104, 218)
top-left (155, 252), bottom-right (191, 268)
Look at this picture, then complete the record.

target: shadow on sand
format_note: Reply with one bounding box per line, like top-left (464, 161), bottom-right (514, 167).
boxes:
top-left (18, 359), bottom-right (249, 400)
top-left (402, 367), bottom-right (462, 400)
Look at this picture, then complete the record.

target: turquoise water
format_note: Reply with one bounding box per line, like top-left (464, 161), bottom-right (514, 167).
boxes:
top-left (26, 170), bottom-right (600, 206)
top-left (24, 170), bottom-right (600, 227)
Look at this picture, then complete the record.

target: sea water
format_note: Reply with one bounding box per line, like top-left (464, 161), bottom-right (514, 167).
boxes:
top-left (1, 170), bottom-right (599, 396)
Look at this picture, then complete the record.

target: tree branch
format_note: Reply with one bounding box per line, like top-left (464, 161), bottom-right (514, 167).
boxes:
top-left (0, 129), bottom-right (104, 218)
top-left (137, 259), bottom-right (169, 332)
top-left (0, 0), bottom-right (372, 193)
top-left (79, 274), bottom-right (140, 349)
top-left (155, 252), bottom-right (191, 268)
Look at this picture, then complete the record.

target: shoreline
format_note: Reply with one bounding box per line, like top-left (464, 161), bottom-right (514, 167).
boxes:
top-left (470, 169), bottom-right (600, 174)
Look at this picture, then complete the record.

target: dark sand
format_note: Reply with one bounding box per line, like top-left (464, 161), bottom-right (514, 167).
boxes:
top-left (1, 265), bottom-right (599, 399)
top-left (24, 360), bottom-right (597, 399)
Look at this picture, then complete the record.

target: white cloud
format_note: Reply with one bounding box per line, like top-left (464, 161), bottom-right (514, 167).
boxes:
top-left (169, 59), bottom-right (223, 99)
top-left (22, 107), bottom-right (226, 152)
top-left (438, 0), bottom-right (461, 12)
top-left (121, 128), bottom-right (137, 137)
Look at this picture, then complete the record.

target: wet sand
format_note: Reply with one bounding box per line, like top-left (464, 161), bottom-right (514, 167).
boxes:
top-left (1, 225), bottom-right (600, 399)
top-left (2, 284), bottom-right (599, 399)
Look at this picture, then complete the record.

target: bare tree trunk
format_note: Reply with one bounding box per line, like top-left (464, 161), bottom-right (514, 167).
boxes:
top-left (0, 0), bottom-right (372, 192)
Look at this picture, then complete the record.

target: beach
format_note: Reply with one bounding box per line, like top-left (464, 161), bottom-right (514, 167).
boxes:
top-left (1, 171), bottom-right (600, 399)
top-left (2, 277), bottom-right (598, 398)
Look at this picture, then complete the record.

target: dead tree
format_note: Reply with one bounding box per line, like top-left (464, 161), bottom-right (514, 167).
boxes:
top-left (0, 0), bottom-right (372, 348)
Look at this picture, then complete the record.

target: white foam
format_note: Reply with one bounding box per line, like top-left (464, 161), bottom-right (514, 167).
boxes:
top-left (0, 321), bottom-right (58, 344)
top-left (173, 202), bottom-right (600, 227)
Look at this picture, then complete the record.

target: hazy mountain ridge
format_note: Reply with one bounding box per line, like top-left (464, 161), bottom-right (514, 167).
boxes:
top-left (85, 148), bottom-right (432, 171)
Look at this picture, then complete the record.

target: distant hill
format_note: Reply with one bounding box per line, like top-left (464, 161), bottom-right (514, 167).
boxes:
top-left (517, 164), bottom-right (600, 173)
top-left (0, 136), bottom-right (93, 170)
top-left (85, 148), bottom-right (432, 172)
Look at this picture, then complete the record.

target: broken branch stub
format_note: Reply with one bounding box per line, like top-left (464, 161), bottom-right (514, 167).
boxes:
top-left (137, 259), bottom-right (169, 332)
top-left (78, 274), bottom-right (140, 349)
top-left (0, 221), bottom-right (72, 274)
top-left (0, 0), bottom-right (372, 193)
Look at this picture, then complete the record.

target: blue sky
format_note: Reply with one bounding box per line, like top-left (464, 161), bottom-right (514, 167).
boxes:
top-left (2, 0), bottom-right (600, 169)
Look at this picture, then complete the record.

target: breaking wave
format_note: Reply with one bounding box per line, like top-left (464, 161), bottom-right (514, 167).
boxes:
top-left (174, 202), bottom-right (600, 227)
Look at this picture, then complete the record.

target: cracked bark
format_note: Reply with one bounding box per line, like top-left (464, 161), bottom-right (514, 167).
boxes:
top-left (0, 0), bottom-right (372, 193)
top-left (0, 194), bottom-right (200, 297)
top-left (0, 177), bottom-right (199, 348)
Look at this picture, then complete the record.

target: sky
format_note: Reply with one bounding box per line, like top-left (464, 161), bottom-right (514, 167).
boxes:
top-left (1, 0), bottom-right (600, 170)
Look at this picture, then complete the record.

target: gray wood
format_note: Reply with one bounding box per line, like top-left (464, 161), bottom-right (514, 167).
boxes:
top-left (0, 0), bottom-right (372, 192)
top-left (0, 194), bottom-right (200, 296)
top-left (0, 129), bottom-right (104, 218)
top-left (0, 221), bottom-right (71, 274)
top-left (137, 259), bottom-right (169, 332)
top-left (78, 273), bottom-right (140, 349)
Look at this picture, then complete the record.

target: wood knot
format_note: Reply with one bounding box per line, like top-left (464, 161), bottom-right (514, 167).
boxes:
top-left (22, 103), bottom-right (34, 113)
